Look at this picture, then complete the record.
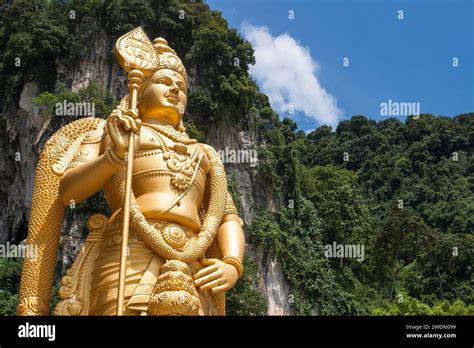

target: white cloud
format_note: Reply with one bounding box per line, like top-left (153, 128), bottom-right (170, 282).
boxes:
top-left (242, 24), bottom-right (343, 127)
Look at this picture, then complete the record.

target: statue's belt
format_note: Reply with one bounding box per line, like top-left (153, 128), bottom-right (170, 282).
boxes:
top-left (102, 219), bottom-right (198, 252)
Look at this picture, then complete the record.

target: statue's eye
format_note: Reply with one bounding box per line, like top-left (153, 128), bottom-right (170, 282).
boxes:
top-left (155, 78), bottom-right (169, 85)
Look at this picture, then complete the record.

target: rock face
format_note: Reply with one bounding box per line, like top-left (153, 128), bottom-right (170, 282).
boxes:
top-left (0, 81), bottom-right (46, 245)
top-left (0, 32), bottom-right (292, 315)
top-left (247, 245), bottom-right (292, 315)
top-left (207, 120), bottom-right (292, 315)
top-left (57, 29), bottom-right (127, 96)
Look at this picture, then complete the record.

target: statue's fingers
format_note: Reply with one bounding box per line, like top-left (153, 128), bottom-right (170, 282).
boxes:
top-left (200, 258), bottom-right (217, 266)
top-left (107, 117), bottom-right (123, 143)
top-left (134, 118), bottom-right (142, 134)
top-left (120, 117), bottom-right (132, 131)
top-left (199, 278), bottom-right (222, 292)
top-left (194, 269), bottom-right (222, 287)
top-left (211, 283), bottom-right (228, 294)
top-left (122, 114), bottom-right (137, 129)
top-left (129, 120), bottom-right (138, 134)
top-left (106, 114), bottom-right (119, 134)
top-left (124, 109), bottom-right (139, 119)
top-left (107, 113), bottom-right (120, 122)
top-left (193, 265), bottom-right (218, 281)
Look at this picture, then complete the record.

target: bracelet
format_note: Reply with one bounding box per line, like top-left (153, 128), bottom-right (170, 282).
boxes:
top-left (104, 147), bottom-right (126, 169)
top-left (222, 256), bottom-right (244, 278)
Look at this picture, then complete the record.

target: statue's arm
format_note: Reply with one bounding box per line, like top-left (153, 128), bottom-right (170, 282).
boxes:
top-left (59, 111), bottom-right (141, 204)
top-left (216, 194), bottom-right (245, 265)
top-left (194, 191), bottom-right (245, 293)
top-left (18, 121), bottom-right (116, 315)
top-left (194, 145), bottom-right (245, 293)
top-left (58, 130), bottom-right (116, 205)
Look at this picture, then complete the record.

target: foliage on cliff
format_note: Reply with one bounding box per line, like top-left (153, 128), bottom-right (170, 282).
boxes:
top-left (253, 114), bottom-right (473, 314)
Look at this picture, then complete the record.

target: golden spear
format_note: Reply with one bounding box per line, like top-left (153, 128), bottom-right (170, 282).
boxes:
top-left (113, 27), bottom-right (157, 315)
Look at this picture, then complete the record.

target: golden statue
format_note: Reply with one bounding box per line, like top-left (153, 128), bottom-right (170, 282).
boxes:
top-left (17, 27), bottom-right (245, 316)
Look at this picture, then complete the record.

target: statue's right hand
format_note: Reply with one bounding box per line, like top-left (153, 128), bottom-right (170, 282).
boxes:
top-left (106, 109), bottom-right (141, 159)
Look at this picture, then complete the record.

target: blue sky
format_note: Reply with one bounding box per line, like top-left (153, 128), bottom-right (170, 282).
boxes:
top-left (207, 0), bottom-right (473, 131)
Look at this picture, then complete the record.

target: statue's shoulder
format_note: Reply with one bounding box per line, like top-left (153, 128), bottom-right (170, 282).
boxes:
top-left (41, 117), bottom-right (106, 173)
top-left (197, 143), bottom-right (225, 177)
top-left (198, 143), bottom-right (222, 162)
top-left (44, 117), bottom-right (106, 149)
top-left (198, 142), bottom-right (214, 152)
top-left (82, 118), bottom-right (107, 144)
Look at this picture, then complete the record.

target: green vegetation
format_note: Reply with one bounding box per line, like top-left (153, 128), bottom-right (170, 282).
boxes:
top-left (0, 258), bottom-right (62, 315)
top-left (373, 293), bottom-right (474, 315)
top-left (251, 114), bottom-right (473, 314)
top-left (0, 258), bottom-right (22, 315)
top-left (0, 0), bottom-right (258, 134)
top-left (0, 0), bottom-right (472, 316)
top-left (226, 256), bottom-right (267, 316)
top-left (33, 83), bottom-right (117, 120)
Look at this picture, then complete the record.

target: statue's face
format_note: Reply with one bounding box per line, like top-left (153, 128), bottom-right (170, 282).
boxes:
top-left (138, 68), bottom-right (187, 126)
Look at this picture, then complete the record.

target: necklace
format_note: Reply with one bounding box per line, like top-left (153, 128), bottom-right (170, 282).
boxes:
top-left (144, 123), bottom-right (197, 145)
top-left (142, 123), bottom-right (200, 192)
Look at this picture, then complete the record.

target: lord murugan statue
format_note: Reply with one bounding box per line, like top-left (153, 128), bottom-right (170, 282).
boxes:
top-left (17, 27), bottom-right (245, 316)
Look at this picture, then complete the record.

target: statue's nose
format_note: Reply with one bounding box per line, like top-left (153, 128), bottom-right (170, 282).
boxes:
top-left (170, 82), bottom-right (179, 93)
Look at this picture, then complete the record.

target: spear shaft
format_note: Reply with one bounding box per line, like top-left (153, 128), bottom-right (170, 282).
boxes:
top-left (116, 69), bottom-right (142, 315)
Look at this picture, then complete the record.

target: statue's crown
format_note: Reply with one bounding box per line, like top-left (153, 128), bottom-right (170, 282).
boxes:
top-left (114, 27), bottom-right (188, 83)
top-left (152, 37), bottom-right (188, 82)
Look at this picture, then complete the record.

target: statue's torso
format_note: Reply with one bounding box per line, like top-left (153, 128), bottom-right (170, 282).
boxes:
top-left (89, 125), bottom-right (217, 315)
top-left (103, 125), bottom-right (210, 232)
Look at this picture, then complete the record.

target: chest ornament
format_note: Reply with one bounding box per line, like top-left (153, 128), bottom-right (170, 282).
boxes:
top-left (163, 152), bottom-right (196, 192)
top-left (143, 124), bottom-right (200, 193)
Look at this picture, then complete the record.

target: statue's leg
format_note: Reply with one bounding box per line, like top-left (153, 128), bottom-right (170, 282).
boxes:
top-left (89, 223), bottom-right (160, 315)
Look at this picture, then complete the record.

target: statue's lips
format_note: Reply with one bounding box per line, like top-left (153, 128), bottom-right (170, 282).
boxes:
top-left (165, 95), bottom-right (179, 104)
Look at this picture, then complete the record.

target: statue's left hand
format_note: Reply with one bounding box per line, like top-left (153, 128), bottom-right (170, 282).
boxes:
top-left (193, 258), bottom-right (239, 294)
